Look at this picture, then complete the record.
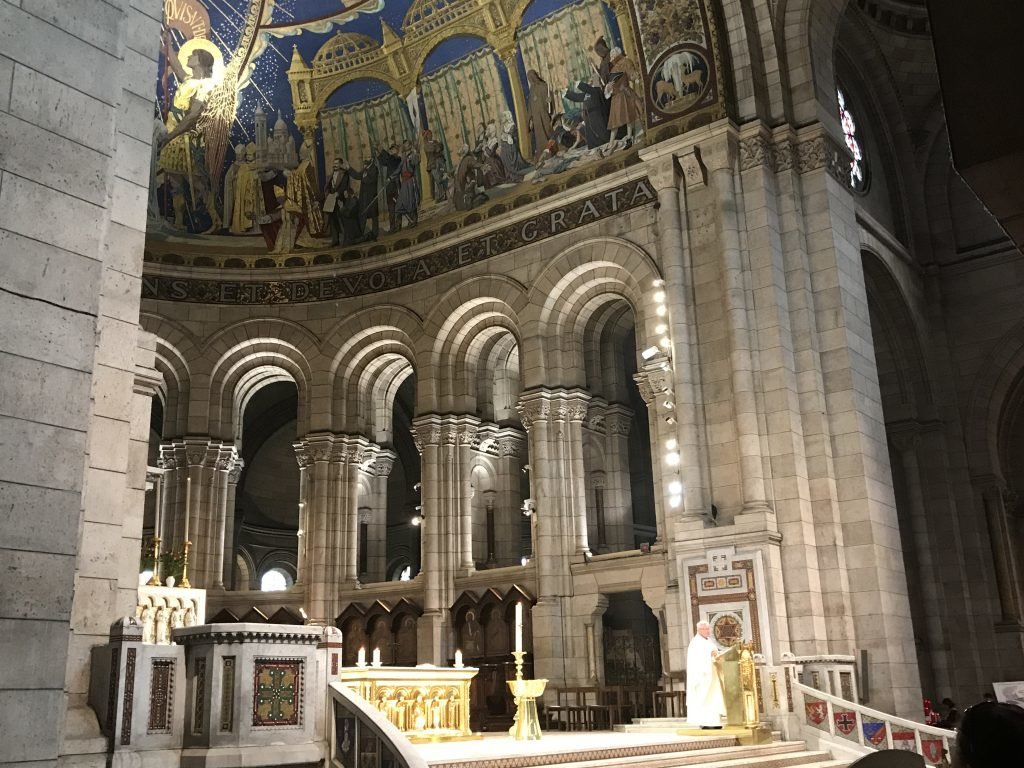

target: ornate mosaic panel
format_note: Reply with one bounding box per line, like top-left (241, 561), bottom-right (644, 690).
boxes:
top-left (220, 656), bottom-right (235, 732)
top-left (688, 556), bottom-right (763, 653)
top-left (121, 648), bottom-right (136, 745)
top-left (193, 657), bottom-right (207, 734)
top-left (148, 659), bottom-right (175, 733)
top-left (253, 658), bottom-right (304, 727)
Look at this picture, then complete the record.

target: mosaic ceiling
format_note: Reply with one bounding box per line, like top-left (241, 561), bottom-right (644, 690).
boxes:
top-left (150, 0), bottom-right (723, 261)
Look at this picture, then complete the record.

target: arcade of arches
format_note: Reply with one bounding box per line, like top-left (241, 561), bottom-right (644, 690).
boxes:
top-left (5, 0), bottom-right (1024, 763)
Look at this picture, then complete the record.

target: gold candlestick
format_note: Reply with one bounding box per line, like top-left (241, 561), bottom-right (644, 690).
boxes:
top-left (147, 536), bottom-right (162, 586)
top-left (178, 540), bottom-right (192, 589)
top-left (508, 650), bottom-right (546, 740)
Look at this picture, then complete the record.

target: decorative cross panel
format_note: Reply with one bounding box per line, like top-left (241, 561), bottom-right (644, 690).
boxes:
top-left (685, 546), bottom-right (766, 657)
top-left (252, 659), bottom-right (303, 727)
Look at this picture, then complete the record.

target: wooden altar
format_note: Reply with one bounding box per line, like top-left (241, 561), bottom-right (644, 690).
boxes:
top-left (338, 665), bottom-right (480, 742)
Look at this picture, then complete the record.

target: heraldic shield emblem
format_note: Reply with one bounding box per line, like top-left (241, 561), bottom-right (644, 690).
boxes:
top-left (805, 699), bottom-right (828, 726)
top-left (921, 738), bottom-right (946, 763)
top-left (861, 717), bottom-right (888, 746)
top-left (833, 709), bottom-right (857, 736)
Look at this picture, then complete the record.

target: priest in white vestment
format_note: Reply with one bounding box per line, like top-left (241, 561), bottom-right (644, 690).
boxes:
top-left (686, 620), bottom-right (726, 728)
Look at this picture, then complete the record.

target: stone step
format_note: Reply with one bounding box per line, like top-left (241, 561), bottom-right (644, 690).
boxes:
top-left (545, 746), bottom-right (837, 768)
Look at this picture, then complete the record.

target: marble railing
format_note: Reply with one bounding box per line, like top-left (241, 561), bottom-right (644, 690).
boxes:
top-left (135, 584), bottom-right (205, 644)
top-left (794, 680), bottom-right (955, 766)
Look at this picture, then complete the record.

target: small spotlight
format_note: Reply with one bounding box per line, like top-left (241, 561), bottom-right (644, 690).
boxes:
top-left (668, 481), bottom-right (682, 494)
top-left (660, 337), bottom-right (671, 348)
top-left (641, 346), bottom-right (659, 360)
top-left (652, 279), bottom-right (665, 287)
top-left (522, 464), bottom-right (531, 473)
top-left (656, 305), bottom-right (667, 317)
top-left (665, 415), bottom-right (677, 425)
top-left (415, 504), bottom-right (422, 512)
top-left (669, 495), bottom-right (682, 508)
top-left (666, 438), bottom-right (678, 450)
top-left (663, 400), bottom-right (674, 410)
top-left (413, 482), bottom-right (422, 491)
top-left (654, 291), bottom-right (665, 303)
top-left (521, 556), bottom-right (530, 566)
top-left (299, 607), bottom-right (308, 620)
top-left (665, 452), bottom-right (680, 466)
top-left (655, 323), bottom-right (667, 334)
top-left (411, 515), bottom-right (423, 526)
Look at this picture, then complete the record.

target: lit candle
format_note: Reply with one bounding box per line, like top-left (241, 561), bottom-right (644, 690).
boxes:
top-left (357, 646), bottom-right (366, 666)
top-left (454, 649), bottom-right (463, 668)
top-left (515, 602), bottom-right (523, 653)
top-left (183, 476), bottom-right (192, 543)
top-left (372, 647), bottom-right (381, 667)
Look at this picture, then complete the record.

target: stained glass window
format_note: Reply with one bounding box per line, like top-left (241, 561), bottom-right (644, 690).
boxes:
top-left (837, 88), bottom-right (866, 189)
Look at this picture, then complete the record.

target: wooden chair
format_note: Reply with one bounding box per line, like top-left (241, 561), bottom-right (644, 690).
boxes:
top-left (652, 672), bottom-right (686, 718)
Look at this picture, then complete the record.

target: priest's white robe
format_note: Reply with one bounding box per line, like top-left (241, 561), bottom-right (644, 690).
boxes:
top-left (685, 633), bottom-right (726, 727)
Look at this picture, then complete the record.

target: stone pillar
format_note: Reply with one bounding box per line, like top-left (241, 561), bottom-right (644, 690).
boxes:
top-left (493, 428), bottom-right (527, 566)
top-left (366, 449), bottom-right (395, 582)
top-left (702, 138), bottom-right (771, 514)
top-left (294, 447), bottom-right (311, 586)
top-left (517, 388), bottom-right (591, 686)
top-left (221, 458), bottom-right (243, 588)
top-left (974, 474), bottom-right (1024, 627)
top-left (889, 424), bottom-right (950, 693)
top-left (603, 404), bottom-right (634, 551)
top-left (296, 434), bottom-right (333, 624)
top-left (640, 152), bottom-right (708, 531)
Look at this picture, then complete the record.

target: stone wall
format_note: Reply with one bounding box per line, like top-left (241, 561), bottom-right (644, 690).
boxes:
top-left (0, 1), bottom-right (162, 765)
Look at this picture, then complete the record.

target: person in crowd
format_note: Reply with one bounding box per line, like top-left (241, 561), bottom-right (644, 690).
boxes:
top-left (952, 701), bottom-right (1024, 767)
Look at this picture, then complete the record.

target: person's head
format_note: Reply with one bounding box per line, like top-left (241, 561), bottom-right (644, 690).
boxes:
top-left (954, 702), bottom-right (1024, 768)
top-left (299, 142), bottom-right (310, 161)
top-left (594, 37), bottom-right (609, 58)
top-left (696, 620), bottom-right (711, 639)
top-left (332, 158), bottom-right (342, 171)
top-left (943, 698), bottom-right (956, 709)
top-left (610, 46), bottom-right (623, 59)
top-left (187, 48), bottom-right (214, 79)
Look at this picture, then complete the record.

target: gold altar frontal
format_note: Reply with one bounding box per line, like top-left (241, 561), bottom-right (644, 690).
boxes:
top-left (338, 665), bottom-right (481, 742)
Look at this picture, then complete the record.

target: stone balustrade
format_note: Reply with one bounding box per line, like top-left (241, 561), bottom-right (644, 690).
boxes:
top-left (135, 584), bottom-right (206, 644)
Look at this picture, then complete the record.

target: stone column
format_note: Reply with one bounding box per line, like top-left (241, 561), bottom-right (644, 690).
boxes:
top-left (702, 138), bottom-right (771, 514)
top-left (296, 434), bottom-right (333, 624)
top-left (366, 449), bottom-right (395, 583)
top-left (974, 474), bottom-right (1024, 627)
top-left (221, 459), bottom-right (243, 588)
top-left (518, 388), bottom-right (591, 686)
top-left (640, 152), bottom-right (708, 529)
top-left (494, 427), bottom-right (527, 566)
top-left (889, 424), bottom-right (949, 692)
top-left (294, 446), bottom-right (311, 586)
top-left (603, 404), bottom-right (634, 551)
top-left (332, 435), bottom-right (371, 592)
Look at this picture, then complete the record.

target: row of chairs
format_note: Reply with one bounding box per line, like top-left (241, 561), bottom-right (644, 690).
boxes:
top-left (541, 679), bottom-right (686, 731)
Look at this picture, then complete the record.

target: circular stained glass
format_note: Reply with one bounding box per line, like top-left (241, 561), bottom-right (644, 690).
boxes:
top-left (837, 88), bottom-right (866, 190)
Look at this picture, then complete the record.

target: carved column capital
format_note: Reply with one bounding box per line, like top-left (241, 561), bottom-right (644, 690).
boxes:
top-left (604, 404), bottom-right (633, 437)
top-left (227, 458), bottom-right (245, 485)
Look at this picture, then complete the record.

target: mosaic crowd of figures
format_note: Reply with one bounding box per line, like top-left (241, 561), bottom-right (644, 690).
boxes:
top-left (149, 0), bottom-right (722, 253)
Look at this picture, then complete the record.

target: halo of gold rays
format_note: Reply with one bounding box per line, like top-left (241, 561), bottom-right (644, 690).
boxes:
top-left (178, 37), bottom-right (226, 82)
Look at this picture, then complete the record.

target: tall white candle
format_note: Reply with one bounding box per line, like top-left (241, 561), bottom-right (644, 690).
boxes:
top-left (183, 476), bottom-right (192, 543)
top-left (357, 646), bottom-right (366, 666)
top-left (454, 649), bottom-right (463, 668)
top-left (372, 647), bottom-right (381, 667)
top-left (515, 602), bottom-right (523, 652)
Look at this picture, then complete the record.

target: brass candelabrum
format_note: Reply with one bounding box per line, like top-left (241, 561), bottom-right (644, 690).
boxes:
top-left (146, 537), bottom-right (162, 586)
top-left (507, 650), bottom-right (547, 741)
top-left (178, 540), bottom-right (192, 589)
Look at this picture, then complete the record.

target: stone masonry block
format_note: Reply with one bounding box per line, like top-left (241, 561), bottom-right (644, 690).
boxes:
top-left (0, 111), bottom-right (108, 205)
top-left (0, 4), bottom-right (120, 105)
top-left (0, 618), bottom-right (68, 688)
top-left (0, 351), bottom-right (91, 431)
top-left (0, 229), bottom-right (103, 315)
top-left (0, 414), bottom-right (88, 491)
top-left (0, 172), bottom-right (106, 260)
top-left (21, 0), bottom-right (125, 52)
top-left (0, 548), bottom-right (75, 620)
top-left (0, 689), bottom-right (64, 762)
top-left (0, 481), bottom-right (80, 555)
top-left (0, 291), bottom-right (97, 372)
top-left (8, 64), bottom-right (114, 153)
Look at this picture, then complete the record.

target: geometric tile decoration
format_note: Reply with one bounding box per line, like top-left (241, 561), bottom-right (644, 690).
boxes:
top-left (253, 659), bottom-right (303, 727)
top-left (107, 648), bottom-right (120, 736)
top-left (121, 648), bottom-right (136, 745)
top-left (689, 556), bottom-right (763, 653)
top-left (220, 656), bottom-right (235, 732)
top-left (148, 659), bottom-right (175, 733)
top-left (193, 657), bottom-right (206, 735)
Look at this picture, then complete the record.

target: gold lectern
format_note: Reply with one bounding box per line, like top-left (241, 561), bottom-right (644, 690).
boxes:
top-left (715, 641), bottom-right (770, 745)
